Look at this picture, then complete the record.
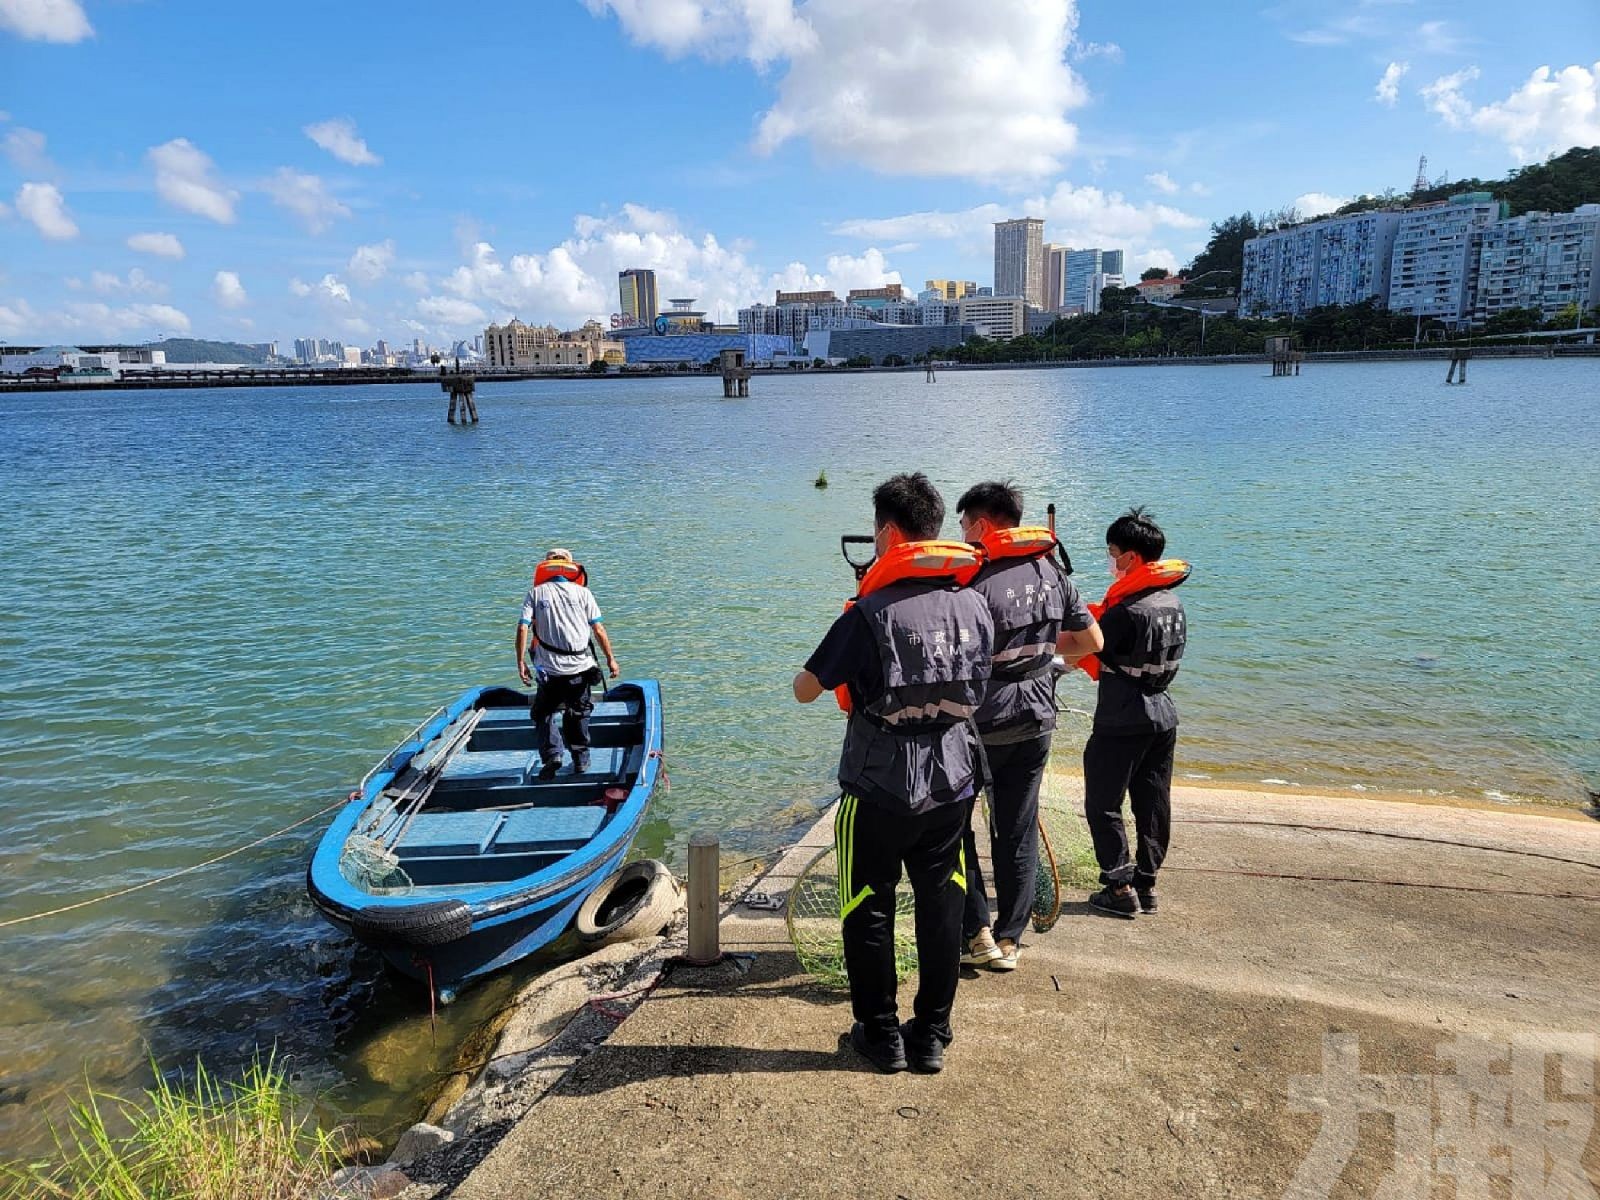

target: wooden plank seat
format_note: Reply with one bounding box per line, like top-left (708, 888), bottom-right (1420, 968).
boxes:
top-left (493, 806), bottom-right (607, 852)
top-left (439, 748), bottom-right (541, 785)
top-left (477, 699), bottom-right (641, 727)
top-left (393, 811), bottom-right (502, 859)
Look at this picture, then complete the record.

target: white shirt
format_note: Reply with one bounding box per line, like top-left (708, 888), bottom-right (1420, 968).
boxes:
top-left (520, 579), bottom-right (601, 677)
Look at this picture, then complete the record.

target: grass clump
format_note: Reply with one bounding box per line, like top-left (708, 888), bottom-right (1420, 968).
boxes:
top-left (2, 1055), bottom-right (350, 1200)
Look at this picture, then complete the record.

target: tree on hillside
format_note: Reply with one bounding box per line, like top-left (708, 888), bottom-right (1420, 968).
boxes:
top-left (1184, 213), bottom-right (1260, 284)
top-left (1334, 146), bottom-right (1600, 218)
top-left (1140, 267), bottom-right (1170, 281)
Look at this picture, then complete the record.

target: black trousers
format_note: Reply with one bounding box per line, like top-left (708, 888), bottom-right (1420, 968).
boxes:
top-left (835, 794), bottom-right (966, 1043)
top-left (962, 731), bottom-right (1051, 943)
top-left (530, 669), bottom-right (598, 764)
top-left (1082, 726), bottom-right (1177, 889)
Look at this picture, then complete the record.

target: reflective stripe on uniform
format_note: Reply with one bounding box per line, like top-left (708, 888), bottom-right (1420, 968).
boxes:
top-left (991, 640), bottom-right (1055, 665)
top-left (872, 698), bottom-right (980, 725)
top-left (835, 793), bottom-right (874, 921)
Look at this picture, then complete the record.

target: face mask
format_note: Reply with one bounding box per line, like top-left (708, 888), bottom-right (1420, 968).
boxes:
top-left (1107, 550), bottom-right (1127, 580)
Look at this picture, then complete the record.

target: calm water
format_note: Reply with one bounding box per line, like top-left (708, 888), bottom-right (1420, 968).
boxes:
top-left (2, 361), bottom-right (1597, 1150)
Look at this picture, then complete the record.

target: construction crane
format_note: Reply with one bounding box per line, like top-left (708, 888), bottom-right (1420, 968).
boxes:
top-left (1412, 154), bottom-right (1429, 193)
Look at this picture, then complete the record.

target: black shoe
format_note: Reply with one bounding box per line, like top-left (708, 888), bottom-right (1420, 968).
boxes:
top-left (849, 1022), bottom-right (907, 1073)
top-left (900, 1022), bottom-right (946, 1074)
top-left (1136, 888), bottom-right (1158, 914)
top-left (536, 758), bottom-right (560, 781)
top-left (1088, 887), bottom-right (1138, 919)
top-left (573, 753), bottom-right (592, 775)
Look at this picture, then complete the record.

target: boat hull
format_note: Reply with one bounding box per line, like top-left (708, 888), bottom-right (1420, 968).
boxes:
top-left (307, 680), bottom-right (661, 995)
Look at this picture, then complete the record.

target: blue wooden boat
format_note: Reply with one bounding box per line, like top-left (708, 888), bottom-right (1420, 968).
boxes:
top-left (307, 680), bottom-right (662, 999)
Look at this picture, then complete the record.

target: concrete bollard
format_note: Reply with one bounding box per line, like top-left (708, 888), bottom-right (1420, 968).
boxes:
top-left (686, 831), bottom-right (720, 965)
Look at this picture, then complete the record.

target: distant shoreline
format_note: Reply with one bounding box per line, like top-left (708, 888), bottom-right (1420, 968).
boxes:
top-left (1, 342), bottom-right (1594, 394)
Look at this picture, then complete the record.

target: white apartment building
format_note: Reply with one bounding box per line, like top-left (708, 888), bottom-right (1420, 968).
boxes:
top-left (1240, 211), bottom-right (1403, 317)
top-left (957, 295), bottom-right (1027, 339)
top-left (1474, 204), bottom-right (1600, 322)
top-left (1083, 272), bottom-right (1126, 315)
top-left (1387, 194), bottom-right (1506, 322)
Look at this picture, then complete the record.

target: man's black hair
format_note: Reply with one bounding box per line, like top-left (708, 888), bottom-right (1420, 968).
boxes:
top-left (873, 472), bottom-right (945, 541)
top-left (1106, 506), bottom-right (1165, 560)
top-left (956, 480), bottom-right (1023, 527)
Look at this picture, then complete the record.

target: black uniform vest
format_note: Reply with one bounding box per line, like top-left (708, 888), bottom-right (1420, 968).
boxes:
top-left (1094, 588), bottom-right (1186, 732)
top-left (969, 553), bottom-right (1069, 738)
top-left (837, 579), bottom-right (994, 814)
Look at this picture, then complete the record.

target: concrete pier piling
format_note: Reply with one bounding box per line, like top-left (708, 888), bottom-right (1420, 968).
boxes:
top-left (442, 371), bottom-right (478, 423)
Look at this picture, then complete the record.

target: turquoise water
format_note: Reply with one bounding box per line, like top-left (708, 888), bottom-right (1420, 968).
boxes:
top-left (2, 360), bottom-right (1597, 1149)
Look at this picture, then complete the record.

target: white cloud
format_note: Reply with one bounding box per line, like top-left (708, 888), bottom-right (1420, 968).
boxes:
top-left (58, 302), bottom-right (191, 336)
top-left (288, 277), bottom-right (314, 297)
top-left (127, 231), bottom-right (186, 259)
top-left (148, 138), bottom-right (238, 224)
top-left (0, 0), bottom-right (92, 42)
top-left (403, 270), bottom-right (430, 292)
top-left (213, 270), bottom-right (248, 309)
top-left (348, 239), bottom-right (396, 283)
top-left (0, 297), bottom-right (37, 337)
top-left (1073, 40), bottom-right (1122, 63)
top-left (420, 203), bottom-right (867, 335)
top-left (1292, 192), bottom-right (1347, 218)
top-left (1420, 65), bottom-right (1481, 126)
top-left (15, 181), bottom-right (77, 239)
top-left (588, 0), bottom-right (1089, 182)
top-left (833, 182), bottom-right (1203, 270)
top-left (818, 248), bottom-right (900, 294)
top-left (417, 295), bottom-right (488, 327)
top-left (582, 0), bottom-right (814, 65)
top-left (1145, 171), bottom-right (1180, 195)
top-left (1425, 61), bottom-right (1600, 162)
top-left (303, 117), bottom-right (382, 167)
top-left (89, 268), bottom-right (166, 297)
top-left (1133, 247), bottom-right (1179, 274)
top-left (341, 317), bottom-right (373, 336)
top-left (1375, 61), bottom-right (1408, 107)
top-left (317, 273), bottom-right (350, 304)
top-left (263, 168), bottom-right (350, 234)
top-left (3, 126), bottom-right (52, 173)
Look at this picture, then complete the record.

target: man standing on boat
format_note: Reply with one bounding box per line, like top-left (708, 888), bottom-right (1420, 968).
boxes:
top-left (793, 473), bottom-right (993, 1075)
top-left (1070, 508), bottom-right (1190, 918)
top-left (954, 482), bottom-right (1101, 972)
top-left (516, 548), bottom-right (620, 779)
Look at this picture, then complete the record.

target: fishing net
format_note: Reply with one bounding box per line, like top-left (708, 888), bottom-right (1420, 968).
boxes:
top-left (787, 843), bottom-right (918, 989)
top-left (339, 834), bottom-right (414, 895)
top-left (1032, 706), bottom-right (1100, 930)
top-left (785, 706), bottom-right (1101, 986)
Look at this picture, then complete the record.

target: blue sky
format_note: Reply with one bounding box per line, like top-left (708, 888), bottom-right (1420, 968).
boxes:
top-left (1, 0), bottom-right (1596, 348)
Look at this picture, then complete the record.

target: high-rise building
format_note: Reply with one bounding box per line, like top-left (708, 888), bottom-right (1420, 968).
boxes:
top-left (993, 218), bottom-right (1045, 308)
top-left (1101, 250), bottom-right (1124, 277)
top-left (1387, 194), bottom-right (1507, 322)
top-left (294, 337), bottom-right (317, 363)
top-left (1240, 212), bottom-right (1403, 317)
top-left (1474, 204), bottom-right (1600, 322)
top-left (845, 284), bottom-right (907, 309)
top-left (775, 289), bottom-right (839, 305)
top-left (925, 279), bottom-right (979, 302)
top-left (618, 268), bottom-right (659, 327)
top-left (1043, 244), bottom-right (1071, 310)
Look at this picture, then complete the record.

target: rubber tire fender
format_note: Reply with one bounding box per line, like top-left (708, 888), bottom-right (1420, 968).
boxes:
top-left (349, 900), bottom-right (472, 948)
top-left (575, 859), bottom-right (682, 946)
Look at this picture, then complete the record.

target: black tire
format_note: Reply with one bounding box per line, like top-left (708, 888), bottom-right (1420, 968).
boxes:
top-left (575, 860), bottom-right (681, 946)
top-left (350, 900), bottom-right (472, 948)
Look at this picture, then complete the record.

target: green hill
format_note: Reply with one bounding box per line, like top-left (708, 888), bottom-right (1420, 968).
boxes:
top-left (140, 338), bottom-right (273, 365)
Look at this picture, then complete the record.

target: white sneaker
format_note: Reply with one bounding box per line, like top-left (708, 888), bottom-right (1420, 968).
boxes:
top-left (989, 939), bottom-right (1021, 972)
top-left (961, 928), bottom-right (1003, 966)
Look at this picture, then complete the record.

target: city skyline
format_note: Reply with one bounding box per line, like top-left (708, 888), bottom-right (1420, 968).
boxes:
top-left (2, 1), bottom-right (1597, 347)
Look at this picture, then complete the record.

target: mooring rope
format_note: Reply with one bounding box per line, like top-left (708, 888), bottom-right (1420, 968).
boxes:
top-left (0, 795), bottom-right (356, 929)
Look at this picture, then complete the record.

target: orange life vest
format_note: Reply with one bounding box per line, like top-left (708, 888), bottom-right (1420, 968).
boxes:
top-left (1076, 558), bottom-right (1192, 681)
top-left (977, 525), bottom-right (1058, 564)
top-left (533, 559), bottom-right (588, 588)
top-left (835, 540), bottom-right (982, 712)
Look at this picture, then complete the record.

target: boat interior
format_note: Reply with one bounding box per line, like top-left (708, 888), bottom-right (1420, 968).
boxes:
top-left (349, 689), bottom-right (646, 891)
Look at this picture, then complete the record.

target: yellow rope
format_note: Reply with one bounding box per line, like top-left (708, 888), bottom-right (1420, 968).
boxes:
top-left (0, 797), bottom-right (353, 929)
